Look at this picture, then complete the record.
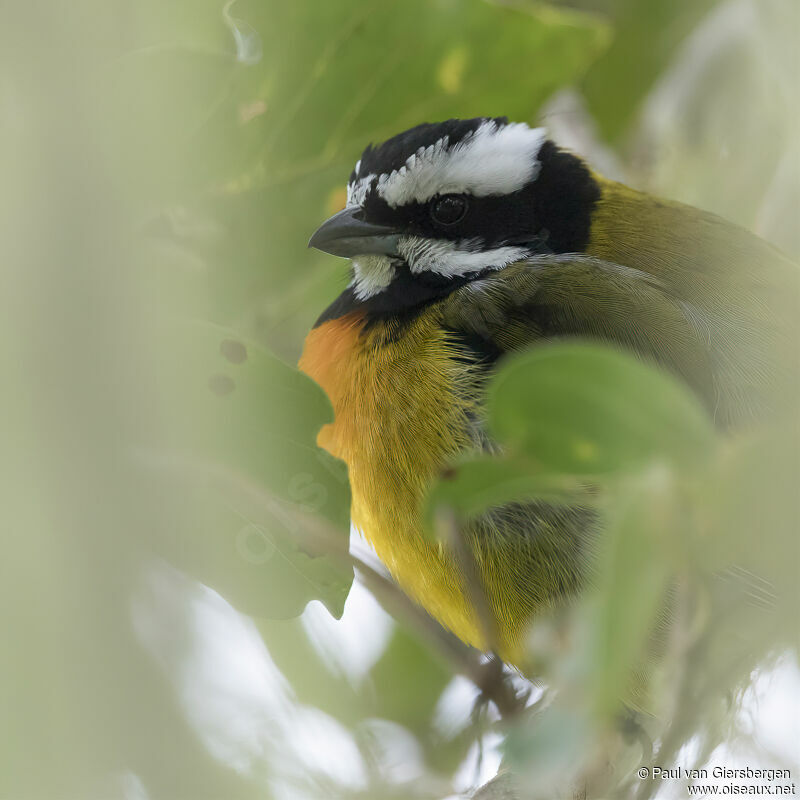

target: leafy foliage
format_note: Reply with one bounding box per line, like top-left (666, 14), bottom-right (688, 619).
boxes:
top-left (487, 343), bottom-right (715, 474)
top-left (151, 320), bottom-right (353, 619)
top-left (474, 349), bottom-right (797, 799)
top-left (120, 0), bottom-right (609, 351)
top-left (3, 0), bottom-right (798, 799)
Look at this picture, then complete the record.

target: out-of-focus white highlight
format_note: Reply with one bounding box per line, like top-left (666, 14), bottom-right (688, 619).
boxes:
top-left (120, 772), bottom-right (150, 800)
top-left (451, 731), bottom-right (505, 796)
top-left (433, 676), bottom-right (480, 739)
top-left (360, 719), bottom-right (427, 784)
top-left (277, 706), bottom-right (367, 791)
top-left (711, 654), bottom-right (800, 771)
top-left (301, 579), bottom-right (394, 685)
top-left (745, 654), bottom-right (800, 766)
top-left (131, 558), bottom-right (799, 799)
top-left (654, 655), bottom-right (800, 799)
top-left (132, 560), bottom-right (368, 793)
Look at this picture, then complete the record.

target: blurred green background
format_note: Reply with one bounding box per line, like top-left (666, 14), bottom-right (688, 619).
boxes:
top-left (1, 1), bottom-right (798, 799)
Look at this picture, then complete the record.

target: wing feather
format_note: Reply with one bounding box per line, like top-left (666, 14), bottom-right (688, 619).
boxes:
top-left (440, 254), bottom-right (791, 427)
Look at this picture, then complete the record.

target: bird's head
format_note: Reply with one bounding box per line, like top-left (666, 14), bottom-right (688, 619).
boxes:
top-left (309, 117), bottom-right (600, 309)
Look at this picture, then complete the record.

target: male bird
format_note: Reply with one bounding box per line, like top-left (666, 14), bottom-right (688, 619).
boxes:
top-left (299, 117), bottom-right (798, 665)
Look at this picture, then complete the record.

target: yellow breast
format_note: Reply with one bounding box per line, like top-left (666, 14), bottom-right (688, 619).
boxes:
top-left (298, 310), bottom-right (489, 650)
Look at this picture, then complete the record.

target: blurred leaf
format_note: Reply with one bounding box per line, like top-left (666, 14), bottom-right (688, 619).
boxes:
top-left (148, 320), bottom-right (353, 619)
top-left (585, 467), bottom-right (678, 716)
top-left (118, 0), bottom-right (610, 350)
top-left (8, 0), bottom-right (799, 798)
top-left (487, 343), bottom-right (716, 475)
top-left (369, 627), bottom-right (452, 734)
top-left (258, 616), bottom-right (364, 723)
top-left (632, 0), bottom-right (800, 257)
top-left (557, 0), bottom-right (723, 141)
top-left (425, 453), bottom-right (591, 529)
top-left (504, 706), bottom-right (591, 798)
top-left (700, 425), bottom-right (800, 608)
top-left (224, 0), bottom-right (609, 174)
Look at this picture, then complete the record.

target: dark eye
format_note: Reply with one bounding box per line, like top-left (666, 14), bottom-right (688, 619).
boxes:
top-left (430, 194), bottom-right (468, 226)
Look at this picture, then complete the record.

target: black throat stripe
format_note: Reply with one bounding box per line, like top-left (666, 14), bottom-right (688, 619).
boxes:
top-left (313, 262), bottom-right (488, 328)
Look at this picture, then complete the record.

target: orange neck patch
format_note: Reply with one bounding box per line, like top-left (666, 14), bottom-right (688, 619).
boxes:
top-left (298, 312), bottom-right (366, 459)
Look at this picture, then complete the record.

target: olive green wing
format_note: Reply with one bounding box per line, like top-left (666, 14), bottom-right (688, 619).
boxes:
top-left (440, 255), bottom-right (749, 427)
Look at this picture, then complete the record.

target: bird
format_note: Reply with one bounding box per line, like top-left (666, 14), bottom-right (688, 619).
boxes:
top-left (298, 116), bottom-right (798, 667)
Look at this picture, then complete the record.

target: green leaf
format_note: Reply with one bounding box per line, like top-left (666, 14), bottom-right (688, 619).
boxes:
top-left (700, 425), bottom-right (800, 602)
top-left (147, 320), bottom-right (353, 619)
top-left (584, 467), bottom-right (678, 716)
top-left (504, 705), bottom-right (591, 796)
top-left (565, 0), bottom-right (722, 141)
top-left (487, 342), bottom-right (716, 475)
top-left (368, 627), bottom-right (452, 733)
top-left (425, 454), bottom-right (592, 529)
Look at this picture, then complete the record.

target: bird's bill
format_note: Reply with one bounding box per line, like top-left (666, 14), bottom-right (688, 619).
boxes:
top-left (308, 207), bottom-right (399, 258)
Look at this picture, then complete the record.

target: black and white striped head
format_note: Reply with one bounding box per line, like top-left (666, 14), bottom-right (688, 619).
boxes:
top-left (309, 117), bottom-right (599, 311)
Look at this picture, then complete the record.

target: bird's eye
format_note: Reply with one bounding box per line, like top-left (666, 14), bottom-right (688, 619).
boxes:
top-left (430, 195), bottom-right (468, 226)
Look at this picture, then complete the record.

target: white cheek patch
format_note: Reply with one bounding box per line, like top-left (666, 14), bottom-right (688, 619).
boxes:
top-left (350, 254), bottom-right (396, 300)
top-left (398, 236), bottom-right (529, 278)
top-left (376, 121), bottom-right (546, 208)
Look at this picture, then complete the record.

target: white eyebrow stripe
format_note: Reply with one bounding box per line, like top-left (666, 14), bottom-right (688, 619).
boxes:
top-left (397, 236), bottom-right (529, 278)
top-left (377, 121), bottom-right (546, 208)
top-left (347, 173), bottom-right (376, 207)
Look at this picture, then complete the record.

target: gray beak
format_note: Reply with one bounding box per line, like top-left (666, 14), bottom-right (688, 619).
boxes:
top-left (308, 207), bottom-right (399, 258)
